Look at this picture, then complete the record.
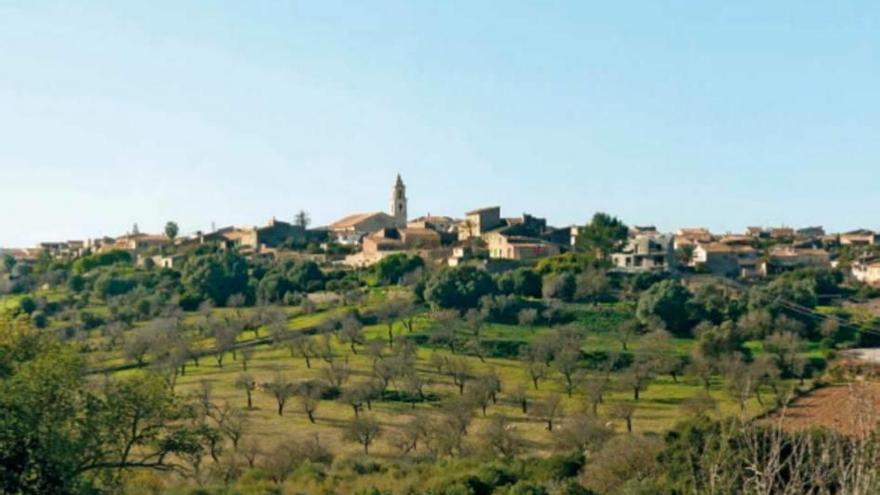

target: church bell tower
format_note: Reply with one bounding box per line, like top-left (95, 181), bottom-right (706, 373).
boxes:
top-left (390, 173), bottom-right (407, 227)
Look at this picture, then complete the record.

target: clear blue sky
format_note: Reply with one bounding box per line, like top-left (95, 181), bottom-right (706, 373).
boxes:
top-left (2, 1), bottom-right (878, 247)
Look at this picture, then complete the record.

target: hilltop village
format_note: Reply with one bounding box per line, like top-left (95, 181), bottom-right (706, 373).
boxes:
top-left (5, 174), bottom-right (880, 286)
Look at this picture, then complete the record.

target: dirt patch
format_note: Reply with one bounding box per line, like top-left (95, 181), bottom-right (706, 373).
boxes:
top-left (772, 382), bottom-right (880, 436)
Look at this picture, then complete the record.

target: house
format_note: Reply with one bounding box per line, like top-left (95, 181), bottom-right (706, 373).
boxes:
top-left (484, 232), bottom-right (560, 261)
top-left (458, 207), bottom-right (503, 241)
top-left (611, 234), bottom-right (675, 273)
top-left (769, 227), bottom-right (795, 240)
top-left (760, 247), bottom-right (831, 275)
top-left (408, 215), bottom-right (457, 234)
top-left (100, 233), bottom-right (171, 253)
top-left (796, 226), bottom-right (826, 238)
top-left (692, 243), bottom-right (758, 278)
top-left (840, 229), bottom-right (878, 246)
top-left (344, 227), bottom-right (441, 267)
top-left (362, 227), bottom-right (441, 255)
top-left (852, 259), bottom-right (880, 286)
top-left (628, 225), bottom-right (659, 237)
top-left (674, 228), bottom-right (713, 249)
top-left (137, 254), bottom-right (185, 269)
top-left (719, 234), bottom-right (753, 246)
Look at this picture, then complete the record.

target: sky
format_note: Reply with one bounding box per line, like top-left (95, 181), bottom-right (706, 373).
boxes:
top-left (1, 1), bottom-right (879, 247)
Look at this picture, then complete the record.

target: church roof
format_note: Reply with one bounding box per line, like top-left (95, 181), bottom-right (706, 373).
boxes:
top-left (330, 211), bottom-right (394, 230)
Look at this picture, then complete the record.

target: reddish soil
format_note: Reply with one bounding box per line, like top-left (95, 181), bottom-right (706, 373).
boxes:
top-left (772, 383), bottom-right (880, 435)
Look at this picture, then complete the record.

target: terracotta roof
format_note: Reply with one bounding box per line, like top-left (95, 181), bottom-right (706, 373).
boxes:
top-left (330, 212), bottom-right (390, 229)
top-left (769, 247), bottom-right (830, 258)
top-left (698, 243), bottom-right (755, 254)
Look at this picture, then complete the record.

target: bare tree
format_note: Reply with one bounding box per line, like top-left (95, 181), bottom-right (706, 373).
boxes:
top-left (239, 347), bottom-right (254, 371)
top-left (213, 402), bottom-right (249, 450)
top-left (555, 413), bottom-right (612, 453)
top-left (429, 309), bottom-right (460, 353)
top-left (235, 373), bottom-right (257, 410)
top-left (509, 383), bottom-right (529, 414)
top-left (610, 402), bottom-right (635, 433)
top-left (297, 380), bottom-right (323, 423)
top-left (287, 334), bottom-right (316, 368)
top-left (338, 315), bottom-right (364, 354)
top-left (481, 415), bottom-right (523, 460)
top-left (445, 356), bottom-right (472, 395)
top-left (322, 360), bottom-right (351, 388)
top-left (263, 374), bottom-right (297, 416)
top-left (554, 347), bottom-right (583, 397)
top-left (518, 308), bottom-right (538, 330)
top-left (345, 416), bottom-right (381, 455)
top-left (532, 393), bottom-right (564, 431)
top-left (613, 319), bottom-right (640, 351)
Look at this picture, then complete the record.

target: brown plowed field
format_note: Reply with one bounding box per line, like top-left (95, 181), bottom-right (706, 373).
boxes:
top-left (772, 382), bottom-right (880, 435)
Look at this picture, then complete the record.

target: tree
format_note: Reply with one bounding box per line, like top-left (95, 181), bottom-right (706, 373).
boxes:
top-left (213, 323), bottom-right (237, 368)
top-left (297, 380), bottom-right (323, 423)
top-left (340, 385), bottom-right (368, 417)
top-left (424, 266), bottom-right (497, 310)
top-left (429, 309), bottom-right (460, 353)
top-left (625, 350), bottom-right (657, 401)
top-left (517, 308), bottom-right (538, 329)
top-left (374, 254), bottom-right (424, 285)
top-left (575, 212), bottom-right (628, 260)
top-left (235, 374), bottom-right (257, 410)
top-left (636, 280), bottom-right (695, 336)
top-left (542, 272), bottom-right (576, 302)
top-left (445, 356), bottom-right (472, 395)
top-left (688, 350), bottom-right (715, 392)
top-left (481, 415), bottom-right (523, 459)
top-left (213, 402), bottom-right (249, 450)
top-left (345, 416), bottom-right (381, 455)
top-left (338, 315), bottom-right (364, 354)
top-left (555, 414), bottom-right (612, 452)
top-left (763, 331), bottom-right (806, 378)
top-left (640, 329), bottom-right (684, 382)
top-left (613, 319), bottom-right (640, 351)
top-left (554, 347), bottom-right (583, 397)
top-left (294, 210), bottom-right (311, 229)
top-left (376, 298), bottom-right (406, 346)
top-left (575, 267), bottom-right (611, 303)
top-left (164, 221), bottom-right (179, 241)
top-left (286, 335), bottom-right (316, 368)
top-left (520, 341), bottom-right (551, 389)
top-left (581, 434), bottom-right (662, 494)
top-left (263, 374), bottom-right (296, 416)
top-left (532, 393), bottom-right (564, 431)
top-left (610, 402), bottom-right (636, 432)
top-left (181, 252), bottom-right (250, 307)
top-left (510, 383), bottom-right (529, 414)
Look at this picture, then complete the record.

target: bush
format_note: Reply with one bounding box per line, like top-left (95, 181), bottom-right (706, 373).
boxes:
top-left (30, 310), bottom-right (48, 329)
top-left (424, 267), bottom-right (497, 310)
top-left (18, 296), bottom-right (37, 315)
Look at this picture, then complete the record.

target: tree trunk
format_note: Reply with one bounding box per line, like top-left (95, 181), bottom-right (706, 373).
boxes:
top-left (307, 411), bottom-right (315, 423)
top-left (633, 387), bottom-right (640, 401)
top-left (277, 401), bottom-right (284, 416)
top-left (246, 390), bottom-right (253, 409)
top-left (625, 417), bottom-right (632, 433)
top-left (304, 355), bottom-right (311, 369)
